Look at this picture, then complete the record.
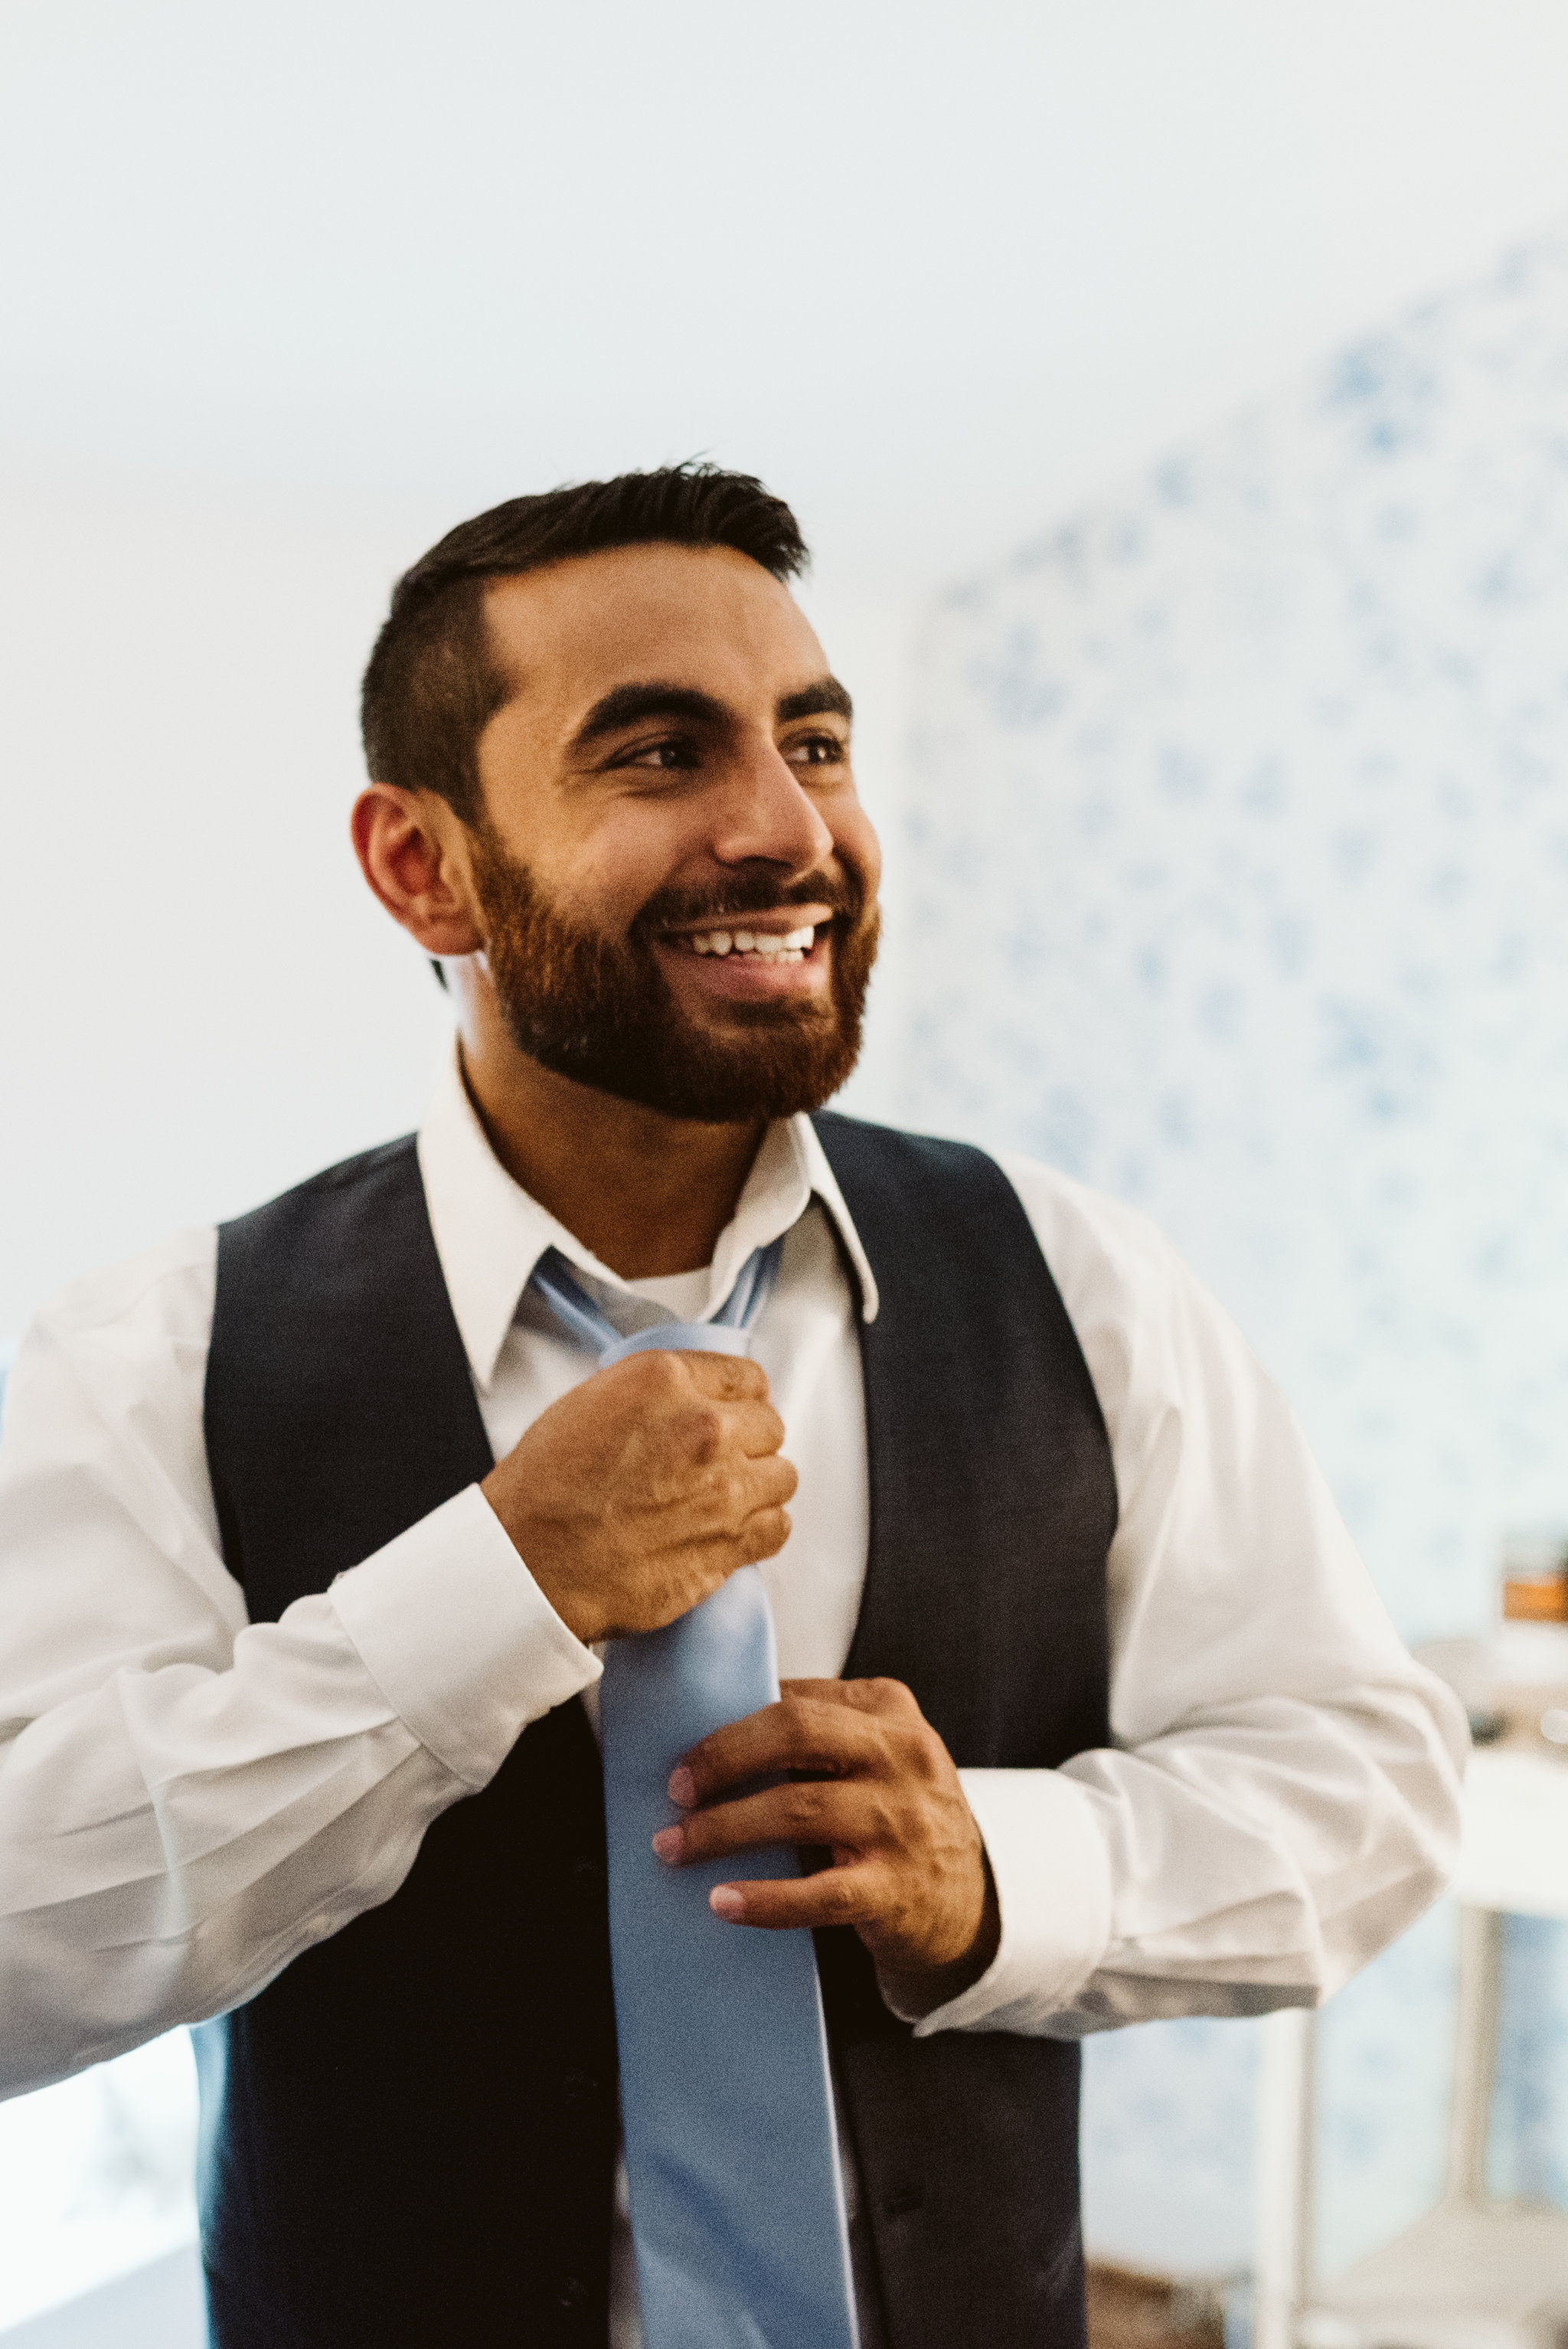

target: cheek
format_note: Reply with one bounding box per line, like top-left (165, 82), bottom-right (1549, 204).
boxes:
top-left (534, 809), bottom-right (695, 931)
top-left (832, 803), bottom-right (883, 902)
top-left (583, 801), bottom-right (762, 920)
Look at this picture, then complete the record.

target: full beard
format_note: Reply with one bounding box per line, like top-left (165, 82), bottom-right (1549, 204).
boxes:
top-left (468, 826), bottom-right (880, 1123)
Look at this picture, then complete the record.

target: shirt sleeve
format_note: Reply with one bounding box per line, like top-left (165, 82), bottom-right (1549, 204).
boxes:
top-left (913, 1156), bottom-right (1468, 2040)
top-left (0, 1233), bottom-right (599, 2098)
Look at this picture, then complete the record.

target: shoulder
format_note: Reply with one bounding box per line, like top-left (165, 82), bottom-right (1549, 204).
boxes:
top-left (991, 1150), bottom-right (1187, 1321)
top-left (33, 1225), bottom-right (218, 1354)
top-left (991, 1149), bottom-right (1285, 1479)
top-left (6, 1228), bottom-right (219, 1461)
top-left (817, 1113), bottom-right (1185, 1305)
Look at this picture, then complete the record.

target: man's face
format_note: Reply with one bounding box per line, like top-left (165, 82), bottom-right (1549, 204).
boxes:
top-left (464, 541), bottom-right (882, 1122)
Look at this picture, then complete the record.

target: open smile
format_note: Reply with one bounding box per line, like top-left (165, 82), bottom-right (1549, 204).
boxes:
top-left (653, 906), bottom-right (836, 997)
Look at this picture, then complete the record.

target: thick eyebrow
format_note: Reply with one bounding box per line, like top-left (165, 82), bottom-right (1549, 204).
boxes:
top-left (572, 681), bottom-right (728, 749)
top-left (570, 672), bottom-right (854, 752)
top-left (777, 677), bottom-right (853, 726)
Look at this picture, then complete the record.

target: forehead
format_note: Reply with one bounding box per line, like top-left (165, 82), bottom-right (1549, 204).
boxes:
top-left (482, 542), bottom-right (827, 728)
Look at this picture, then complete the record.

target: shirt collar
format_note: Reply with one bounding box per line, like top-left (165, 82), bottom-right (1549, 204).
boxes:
top-left (416, 1047), bottom-right (880, 1394)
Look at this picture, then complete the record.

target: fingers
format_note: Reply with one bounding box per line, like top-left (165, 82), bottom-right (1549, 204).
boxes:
top-left (778, 1676), bottom-right (921, 1717)
top-left (674, 1691), bottom-right (887, 1805)
top-left (744, 1452), bottom-right (798, 1510)
top-left (655, 1776), bottom-right (884, 1870)
top-left (737, 1505), bottom-right (792, 1567)
top-left (653, 1673), bottom-right (991, 1989)
top-left (668, 1452), bottom-right (795, 1546)
top-left (726, 1398), bottom-right (789, 1459)
top-left (707, 1863), bottom-right (884, 1932)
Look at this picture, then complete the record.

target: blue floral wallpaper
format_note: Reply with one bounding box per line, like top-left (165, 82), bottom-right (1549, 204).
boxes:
top-left (890, 235), bottom-right (1568, 2279)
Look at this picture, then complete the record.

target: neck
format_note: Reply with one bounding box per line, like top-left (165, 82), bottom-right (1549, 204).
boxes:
top-left (454, 982), bottom-right (766, 1279)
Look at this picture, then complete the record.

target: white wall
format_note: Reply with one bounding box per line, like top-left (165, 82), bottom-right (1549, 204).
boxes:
top-left (7, 1), bottom-right (1568, 1330)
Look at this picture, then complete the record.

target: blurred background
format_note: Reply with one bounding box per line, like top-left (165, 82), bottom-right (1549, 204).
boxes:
top-left (6, 1), bottom-right (1568, 2339)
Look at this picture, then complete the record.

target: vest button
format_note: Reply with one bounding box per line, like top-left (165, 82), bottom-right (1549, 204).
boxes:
top-left (571, 1854), bottom-right (603, 1893)
top-left (553, 2275), bottom-right (590, 2314)
top-left (560, 2068), bottom-right (597, 2109)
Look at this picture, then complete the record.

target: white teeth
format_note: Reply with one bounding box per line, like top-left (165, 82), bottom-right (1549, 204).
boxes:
top-left (680, 923), bottom-right (818, 959)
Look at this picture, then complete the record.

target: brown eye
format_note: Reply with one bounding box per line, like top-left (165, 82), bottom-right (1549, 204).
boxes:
top-left (626, 739), bottom-right (699, 770)
top-left (787, 733), bottom-right (844, 766)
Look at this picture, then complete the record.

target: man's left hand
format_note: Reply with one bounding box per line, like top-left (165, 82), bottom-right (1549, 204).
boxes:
top-left (654, 1678), bottom-right (1000, 2020)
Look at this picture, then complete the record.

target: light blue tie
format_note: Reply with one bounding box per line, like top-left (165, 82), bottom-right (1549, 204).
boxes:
top-left (529, 1243), bottom-right (860, 2349)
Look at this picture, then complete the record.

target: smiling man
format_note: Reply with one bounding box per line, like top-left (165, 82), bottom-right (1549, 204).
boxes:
top-left (0, 466), bottom-right (1465, 2349)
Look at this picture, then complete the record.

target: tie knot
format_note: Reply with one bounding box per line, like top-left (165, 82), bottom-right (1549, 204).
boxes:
top-left (529, 1238), bottom-right (784, 1368)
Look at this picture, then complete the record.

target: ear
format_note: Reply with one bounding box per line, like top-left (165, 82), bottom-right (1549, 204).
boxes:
top-left (351, 785), bottom-right (485, 956)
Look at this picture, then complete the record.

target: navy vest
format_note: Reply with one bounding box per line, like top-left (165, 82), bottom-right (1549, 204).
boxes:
top-left (198, 1112), bottom-right (1117, 2348)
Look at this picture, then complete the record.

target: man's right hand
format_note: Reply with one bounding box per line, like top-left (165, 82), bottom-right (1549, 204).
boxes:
top-left (481, 1352), bottom-right (796, 1645)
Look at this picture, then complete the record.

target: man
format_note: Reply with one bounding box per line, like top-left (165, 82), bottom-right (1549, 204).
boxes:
top-left (0, 466), bottom-right (1464, 2348)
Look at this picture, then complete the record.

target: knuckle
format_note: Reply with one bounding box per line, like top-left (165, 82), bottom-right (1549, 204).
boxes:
top-left (719, 1467), bottom-right (749, 1521)
top-left (639, 1351), bottom-right (686, 1400)
top-left (869, 1790), bottom-right (903, 1844)
top-left (787, 1781), bottom-right (828, 1834)
top-left (681, 1405), bottom-right (724, 1464)
top-left (777, 1691), bottom-right (813, 1740)
top-left (885, 1723), bottom-right (939, 1785)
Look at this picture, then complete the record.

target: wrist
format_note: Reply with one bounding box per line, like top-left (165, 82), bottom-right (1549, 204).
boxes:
top-left (478, 1469), bottom-right (603, 1645)
top-left (874, 1854), bottom-right (1000, 2021)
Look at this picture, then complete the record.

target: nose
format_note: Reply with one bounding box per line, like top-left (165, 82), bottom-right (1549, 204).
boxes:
top-left (707, 740), bottom-right (836, 876)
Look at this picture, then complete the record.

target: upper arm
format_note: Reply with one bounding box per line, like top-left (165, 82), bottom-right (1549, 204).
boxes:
top-left (0, 1230), bottom-right (245, 1731)
top-left (993, 1152), bottom-right (1467, 1756)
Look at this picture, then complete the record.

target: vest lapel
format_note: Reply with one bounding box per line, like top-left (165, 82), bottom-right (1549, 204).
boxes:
top-left (813, 1111), bottom-right (1116, 1769)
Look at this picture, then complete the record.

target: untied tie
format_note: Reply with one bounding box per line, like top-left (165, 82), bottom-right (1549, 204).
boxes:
top-left (528, 1240), bottom-right (861, 2349)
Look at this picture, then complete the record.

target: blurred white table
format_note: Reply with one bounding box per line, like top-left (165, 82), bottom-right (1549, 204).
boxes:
top-left (1256, 1745), bottom-right (1568, 2349)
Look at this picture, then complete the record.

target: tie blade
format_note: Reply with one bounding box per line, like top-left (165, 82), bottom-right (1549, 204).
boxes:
top-left (603, 1574), bottom-right (860, 2349)
top-left (607, 1782), bottom-right (859, 2349)
top-left (602, 1567), bottom-right (779, 1756)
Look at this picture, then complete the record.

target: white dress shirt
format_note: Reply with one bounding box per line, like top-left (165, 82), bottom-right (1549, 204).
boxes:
top-left (0, 1050), bottom-right (1465, 2109)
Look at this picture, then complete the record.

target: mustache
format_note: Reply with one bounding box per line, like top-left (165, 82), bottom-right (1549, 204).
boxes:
top-left (632, 867), bottom-right (864, 941)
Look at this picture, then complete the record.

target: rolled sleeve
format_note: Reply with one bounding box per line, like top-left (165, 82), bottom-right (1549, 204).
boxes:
top-left (907, 1766), bottom-right (1113, 2037)
top-left (328, 1485), bottom-right (601, 1789)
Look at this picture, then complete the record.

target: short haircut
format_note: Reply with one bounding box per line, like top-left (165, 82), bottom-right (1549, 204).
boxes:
top-left (360, 464), bottom-right (809, 824)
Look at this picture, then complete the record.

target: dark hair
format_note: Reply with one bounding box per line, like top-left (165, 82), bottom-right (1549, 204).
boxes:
top-left (360, 464), bottom-right (809, 823)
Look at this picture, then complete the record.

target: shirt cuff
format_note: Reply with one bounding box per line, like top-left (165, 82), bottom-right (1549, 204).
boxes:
top-left (907, 1767), bottom-right (1114, 2037)
top-left (328, 1484), bottom-right (602, 1790)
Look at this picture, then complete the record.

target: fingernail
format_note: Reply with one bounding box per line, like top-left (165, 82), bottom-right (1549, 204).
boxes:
top-left (710, 1886), bottom-right (744, 1920)
top-left (651, 1827), bottom-right (683, 1864)
top-left (667, 1766), bottom-right (696, 1807)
